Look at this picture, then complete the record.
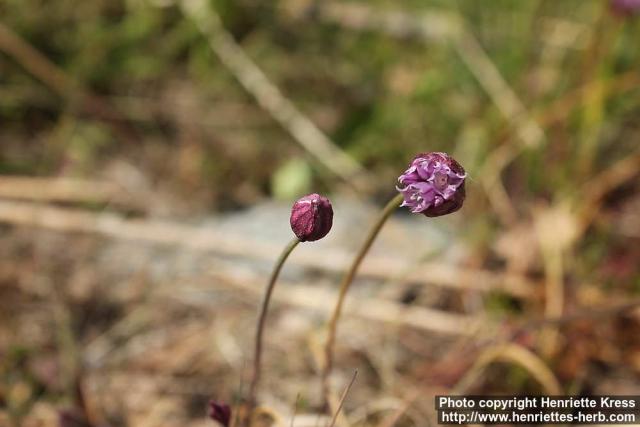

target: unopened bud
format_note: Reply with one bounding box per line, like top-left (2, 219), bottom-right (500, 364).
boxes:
top-left (208, 400), bottom-right (231, 427)
top-left (290, 193), bottom-right (333, 241)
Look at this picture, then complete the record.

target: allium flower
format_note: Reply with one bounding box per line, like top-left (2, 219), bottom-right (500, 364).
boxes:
top-left (208, 400), bottom-right (231, 427)
top-left (396, 152), bottom-right (466, 217)
top-left (610, 0), bottom-right (640, 15)
top-left (290, 193), bottom-right (333, 241)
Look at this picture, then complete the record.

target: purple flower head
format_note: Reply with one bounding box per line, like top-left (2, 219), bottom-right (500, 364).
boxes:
top-left (290, 193), bottom-right (333, 241)
top-left (610, 0), bottom-right (640, 16)
top-left (396, 152), bottom-right (466, 217)
top-left (208, 400), bottom-right (231, 427)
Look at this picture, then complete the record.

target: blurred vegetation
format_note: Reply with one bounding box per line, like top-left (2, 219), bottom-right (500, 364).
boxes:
top-left (1, 0), bottom-right (640, 425)
top-left (2, 0), bottom-right (638, 271)
top-left (1, 0), bottom-right (639, 199)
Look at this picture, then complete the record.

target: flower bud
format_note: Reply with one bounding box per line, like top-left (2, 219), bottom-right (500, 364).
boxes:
top-left (208, 400), bottom-right (231, 427)
top-left (290, 193), bottom-right (333, 241)
top-left (396, 152), bottom-right (466, 217)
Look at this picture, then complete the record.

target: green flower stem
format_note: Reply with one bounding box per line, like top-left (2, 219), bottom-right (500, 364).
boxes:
top-left (248, 237), bottom-right (301, 409)
top-left (321, 193), bottom-right (403, 408)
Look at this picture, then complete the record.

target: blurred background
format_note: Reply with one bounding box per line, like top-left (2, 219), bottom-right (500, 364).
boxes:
top-left (1, 0), bottom-right (640, 426)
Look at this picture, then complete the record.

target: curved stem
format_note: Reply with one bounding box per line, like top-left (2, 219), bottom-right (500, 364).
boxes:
top-left (450, 343), bottom-right (562, 395)
top-left (321, 193), bottom-right (403, 409)
top-left (248, 237), bottom-right (300, 409)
